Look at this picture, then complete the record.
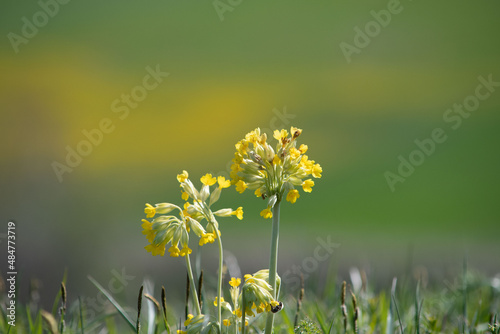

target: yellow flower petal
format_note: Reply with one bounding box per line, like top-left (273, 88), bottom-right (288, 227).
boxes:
top-left (260, 208), bottom-right (273, 219)
top-left (214, 296), bottom-right (224, 306)
top-left (177, 170), bottom-right (189, 183)
top-left (141, 219), bottom-right (152, 232)
top-left (201, 173), bottom-right (217, 186)
top-left (217, 176), bottom-right (231, 189)
top-left (235, 180), bottom-right (248, 193)
top-left (179, 246), bottom-right (192, 257)
top-left (290, 126), bottom-right (302, 138)
top-left (273, 129), bottom-right (288, 141)
top-left (144, 203), bottom-right (156, 218)
top-left (232, 207), bottom-right (244, 220)
top-left (312, 164), bottom-right (322, 178)
top-left (286, 189), bottom-right (300, 204)
top-left (302, 179), bottom-right (314, 193)
top-left (168, 245), bottom-right (180, 257)
top-left (184, 314), bottom-right (193, 326)
top-left (229, 277), bottom-right (241, 287)
top-left (145, 242), bottom-right (166, 256)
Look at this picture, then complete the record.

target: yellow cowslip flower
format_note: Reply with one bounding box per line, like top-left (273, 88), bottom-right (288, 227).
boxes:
top-left (245, 308), bottom-right (255, 317)
top-left (312, 164), bottom-right (323, 178)
top-left (168, 245), bottom-right (180, 257)
top-left (141, 219), bottom-right (155, 243)
top-left (177, 170), bottom-right (189, 183)
top-left (230, 126), bottom-right (321, 213)
top-left (289, 147), bottom-right (301, 160)
top-left (235, 180), bottom-right (248, 193)
top-left (222, 319), bottom-right (231, 326)
top-left (256, 302), bottom-right (267, 314)
top-left (236, 139), bottom-right (249, 153)
top-left (286, 189), bottom-right (300, 204)
top-left (214, 296), bottom-right (224, 306)
top-left (199, 233), bottom-right (215, 246)
top-left (184, 314), bottom-right (194, 326)
top-left (177, 331), bottom-right (186, 334)
top-left (300, 155), bottom-right (314, 170)
top-left (302, 179), bottom-right (314, 193)
top-left (273, 129), bottom-right (288, 141)
top-left (233, 308), bottom-right (242, 318)
top-left (145, 242), bottom-right (166, 256)
top-left (217, 176), bottom-right (231, 189)
top-left (141, 219), bottom-right (152, 232)
top-left (229, 277), bottom-right (241, 287)
top-left (232, 207), bottom-right (244, 220)
top-left (182, 202), bottom-right (190, 216)
top-left (240, 270), bottom-right (280, 314)
top-left (291, 126), bottom-right (302, 138)
top-left (143, 171), bottom-right (243, 260)
top-left (179, 246), bottom-right (192, 257)
top-left (144, 203), bottom-right (156, 218)
top-left (260, 208), bottom-right (273, 219)
top-left (200, 173), bottom-right (217, 186)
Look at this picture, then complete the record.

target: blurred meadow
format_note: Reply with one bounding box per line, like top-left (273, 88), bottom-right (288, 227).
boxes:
top-left (1, 0), bottom-right (499, 318)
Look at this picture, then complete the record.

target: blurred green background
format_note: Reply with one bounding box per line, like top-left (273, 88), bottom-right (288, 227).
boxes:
top-left (1, 0), bottom-right (499, 310)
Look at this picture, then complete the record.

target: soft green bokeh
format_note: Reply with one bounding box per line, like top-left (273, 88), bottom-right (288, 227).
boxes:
top-left (1, 1), bottom-right (499, 308)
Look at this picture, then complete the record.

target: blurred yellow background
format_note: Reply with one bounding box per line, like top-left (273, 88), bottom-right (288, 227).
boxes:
top-left (1, 1), bottom-right (499, 308)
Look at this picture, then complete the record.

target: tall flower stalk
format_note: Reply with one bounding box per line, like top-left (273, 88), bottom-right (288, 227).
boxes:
top-left (230, 127), bottom-right (322, 333)
top-left (141, 171), bottom-right (243, 332)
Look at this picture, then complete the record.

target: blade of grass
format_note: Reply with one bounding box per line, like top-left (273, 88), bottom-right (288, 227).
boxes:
top-left (327, 317), bottom-right (335, 334)
top-left (78, 296), bottom-right (85, 334)
top-left (462, 256), bottom-right (468, 334)
top-left (88, 275), bottom-right (136, 332)
top-left (386, 278), bottom-right (397, 334)
top-left (315, 304), bottom-right (328, 333)
top-left (279, 306), bottom-right (295, 334)
top-left (34, 309), bottom-right (44, 334)
top-left (414, 282), bottom-right (421, 334)
top-left (392, 294), bottom-right (404, 334)
top-left (26, 305), bottom-right (35, 332)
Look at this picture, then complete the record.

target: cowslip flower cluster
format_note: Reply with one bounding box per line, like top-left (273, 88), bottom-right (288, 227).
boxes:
top-left (141, 171), bottom-right (243, 257)
top-left (230, 127), bottom-right (322, 219)
top-left (239, 269), bottom-right (281, 316)
top-left (215, 270), bottom-right (281, 330)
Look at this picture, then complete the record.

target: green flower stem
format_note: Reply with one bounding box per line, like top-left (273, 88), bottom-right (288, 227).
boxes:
top-left (264, 200), bottom-right (281, 334)
top-left (241, 288), bottom-right (247, 334)
top-left (185, 254), bottom-right (201, 316)
top-left (215, 227), bottom-right (223, 333)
